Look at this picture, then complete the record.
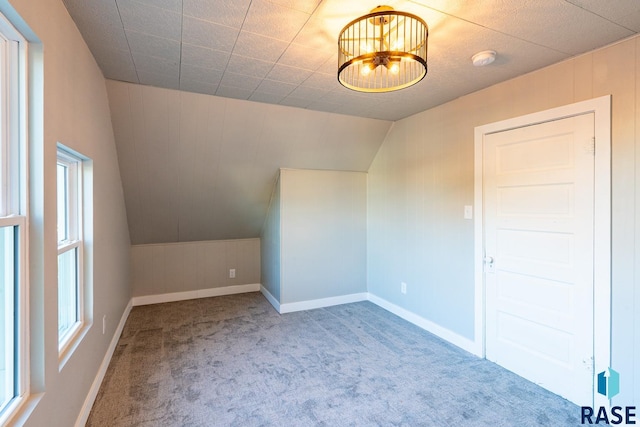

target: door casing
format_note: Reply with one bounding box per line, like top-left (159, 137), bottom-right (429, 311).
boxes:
top-left (473, 96), bottom-right (611, 408)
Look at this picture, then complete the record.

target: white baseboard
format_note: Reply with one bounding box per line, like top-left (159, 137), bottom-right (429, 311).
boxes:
top-left (367, 293), bottom-right (479, 356)
top-left (131, 283), bottom-right (261, 306)
top-left (279, 292), bottom-right (368, 314)
top-left (75, 299), bottom-right (133, 427)
top-left (259, 290), bottom-right (476, 355)
top-left (260, 285), bottom-right (280, 312)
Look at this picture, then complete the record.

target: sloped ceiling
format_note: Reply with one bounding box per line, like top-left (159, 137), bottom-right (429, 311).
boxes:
top-left (74, 1), bottom-right (640, 245)
top-left (106, 80), bottom-right (391, 244)
top-left (64, 0), bottom-right (640, 121)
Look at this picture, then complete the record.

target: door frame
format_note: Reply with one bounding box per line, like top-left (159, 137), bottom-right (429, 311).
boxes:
top-left (473, 96), bottom-right (611, 407)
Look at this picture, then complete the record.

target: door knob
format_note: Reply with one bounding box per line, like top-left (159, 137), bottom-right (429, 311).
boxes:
top-left (484, 256), bottom-right (494, 264)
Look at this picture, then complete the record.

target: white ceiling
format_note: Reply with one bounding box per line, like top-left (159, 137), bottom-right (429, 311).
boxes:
top-left (64, 0), bottom-right (640, 121)
top-left (67, 0), bottom-right (640, 245)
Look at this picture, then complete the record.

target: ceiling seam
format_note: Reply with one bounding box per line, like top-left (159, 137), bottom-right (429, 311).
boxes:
top-left (563, 0), bottom-right (639, 33)
top-left (214, 0), bottom-right (254, 96)
top-left (114, 0), bottom-right (140, 83)
top-left (246, 1), bottom-right (325, 102)
top-left (178, 0), bottom-right (184, 90)
top-left (406, 0), bottom-right (574, 56)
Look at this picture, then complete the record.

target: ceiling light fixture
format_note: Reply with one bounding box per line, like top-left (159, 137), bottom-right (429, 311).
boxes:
top-left (338, 5), bottom-right (428, 93)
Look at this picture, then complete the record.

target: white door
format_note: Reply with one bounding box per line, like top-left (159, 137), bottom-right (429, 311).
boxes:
top-left (483, 113), bottom-right (595, 406)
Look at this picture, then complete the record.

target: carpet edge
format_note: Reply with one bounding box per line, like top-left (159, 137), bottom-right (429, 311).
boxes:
top-left (74, 299), bottom-right (133, 427)
top-left (131, 284), bottom-right (262, 306)
top-left (367, 293), bottom-right (481, 356)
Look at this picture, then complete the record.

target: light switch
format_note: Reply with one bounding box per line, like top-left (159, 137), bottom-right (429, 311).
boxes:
top-left (464, 205), bottom-right (473, 220)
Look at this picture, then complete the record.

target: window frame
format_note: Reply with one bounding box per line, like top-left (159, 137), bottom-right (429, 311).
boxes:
top-left (56, 147), bottom-right (85, 355)
top-left (0, 9), bottom-right (29, 425)
top-left (0, 24), bottom-right (20, 217)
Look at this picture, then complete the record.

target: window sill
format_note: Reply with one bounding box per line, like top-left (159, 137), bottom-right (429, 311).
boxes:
top-left (58, 321), bottom-right (91, 371)
top-left (0, 392), bottom-right (44, 427)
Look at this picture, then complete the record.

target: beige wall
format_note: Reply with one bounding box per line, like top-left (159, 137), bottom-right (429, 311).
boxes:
top-left (261, 168), bottom-right (368, 308)
top-left (131, 238), bottom-right (260, 297)
top-left (105, 80), bottom-right (391, 246)
top-left (261, 175), bottom-right (281, 302)
top-left (280, 169), bottom-right (367, 305)
top-left (368, 36), bottom-right (640, 405)
top-left (4, 0), bottom-right (131, 425)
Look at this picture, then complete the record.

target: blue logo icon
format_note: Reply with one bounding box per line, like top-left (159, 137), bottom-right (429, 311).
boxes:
top-left (597, 368), bottom-right (620, 399)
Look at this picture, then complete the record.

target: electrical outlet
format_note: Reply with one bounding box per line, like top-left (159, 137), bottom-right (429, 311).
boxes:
top-left (102, 315), bottom-right (106, 335)
top-left (401, 282), bottom-right (407, 294)
top-left (229, 268), bottom-right (236, 279)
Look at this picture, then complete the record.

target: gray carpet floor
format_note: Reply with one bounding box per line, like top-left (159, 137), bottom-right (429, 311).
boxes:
top-left (87, 292), bottom-right (582, 426)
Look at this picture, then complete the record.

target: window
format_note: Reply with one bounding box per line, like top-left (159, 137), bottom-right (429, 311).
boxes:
top-left (0, 11), bottom-right (27, 422)
top-left (57, 148), bottom-right (85, 352)
top-left (0, 226), bottom-right (17, 413)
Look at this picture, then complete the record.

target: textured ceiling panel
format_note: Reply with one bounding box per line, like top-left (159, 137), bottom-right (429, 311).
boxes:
top-left (126, 30), bottom-right (181, 61)
top-left (215, 85), bottom-right (254, 100)
top-left (133, 53), bottom-right (180, 76)
top-left (566, 0), bottom-right (640, 32)
top-left (181, 44), bottom-right (230, 69)
top-left (279, 43), bottom-right (333, 71)
top-left (65, 0), bottom-right (640, 121)
top-left (266, 64), bottom-right (312, 85)
top-left (279, 96), bottom-right (312, 109)
top-left (219, 72), bottom-right (263, 91)
top-left (225, 54), bottom-right (275, 78)
top-left (94, 50), bottom-right (139, 83)
top-left (183, 0), bottom-right (252, 29)
top-left (242, 0), bottom-right (311, 40)
top-left (180, 63), bottom-right (224, 84)
top-left (64, 0), bottom-right (120, 20)
top-left (249, 91), bottom-right (288, 104)
top-left (428, 0), bottom-right (634, 55)
top-left (301, 71), bottom-right (338, 89)
top-left (79, 25), bottom-right (130, 57)
top-left (116, 0), bottom-right (182, 40)
top-left (134, 0), bottom-right (182, 13)
top-left (256, 78), bottom-right (297, 96)
top-left (290, 15), bottom-right (334, 52)
top-left (269, 0), bottom-right (322, 14)
top-left (138, 70), bottom-right (179, 89)
top-left (288, 85), bottom-right (329, 99)
top-left (233, 31), bottom-right (289, 61)
top-left (316, 57), bottom-right (340, 77)
top-left (180, 79), bottom-right (218, 95)
top-left (182, 16), bottom-right (240, 50)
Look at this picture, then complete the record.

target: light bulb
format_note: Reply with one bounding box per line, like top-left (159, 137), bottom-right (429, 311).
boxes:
top-left (389, 63), bottom-right (400, 74)
top-left (360, 42), bottom-right (374, 53)
top-left (390, 38), bottom-right (404, 51)
top-left (361, 60), bottom-right (375, 76)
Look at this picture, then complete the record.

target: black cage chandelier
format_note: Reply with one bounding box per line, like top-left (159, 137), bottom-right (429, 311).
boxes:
top-left (338, 6), bottom-right (428, 93)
